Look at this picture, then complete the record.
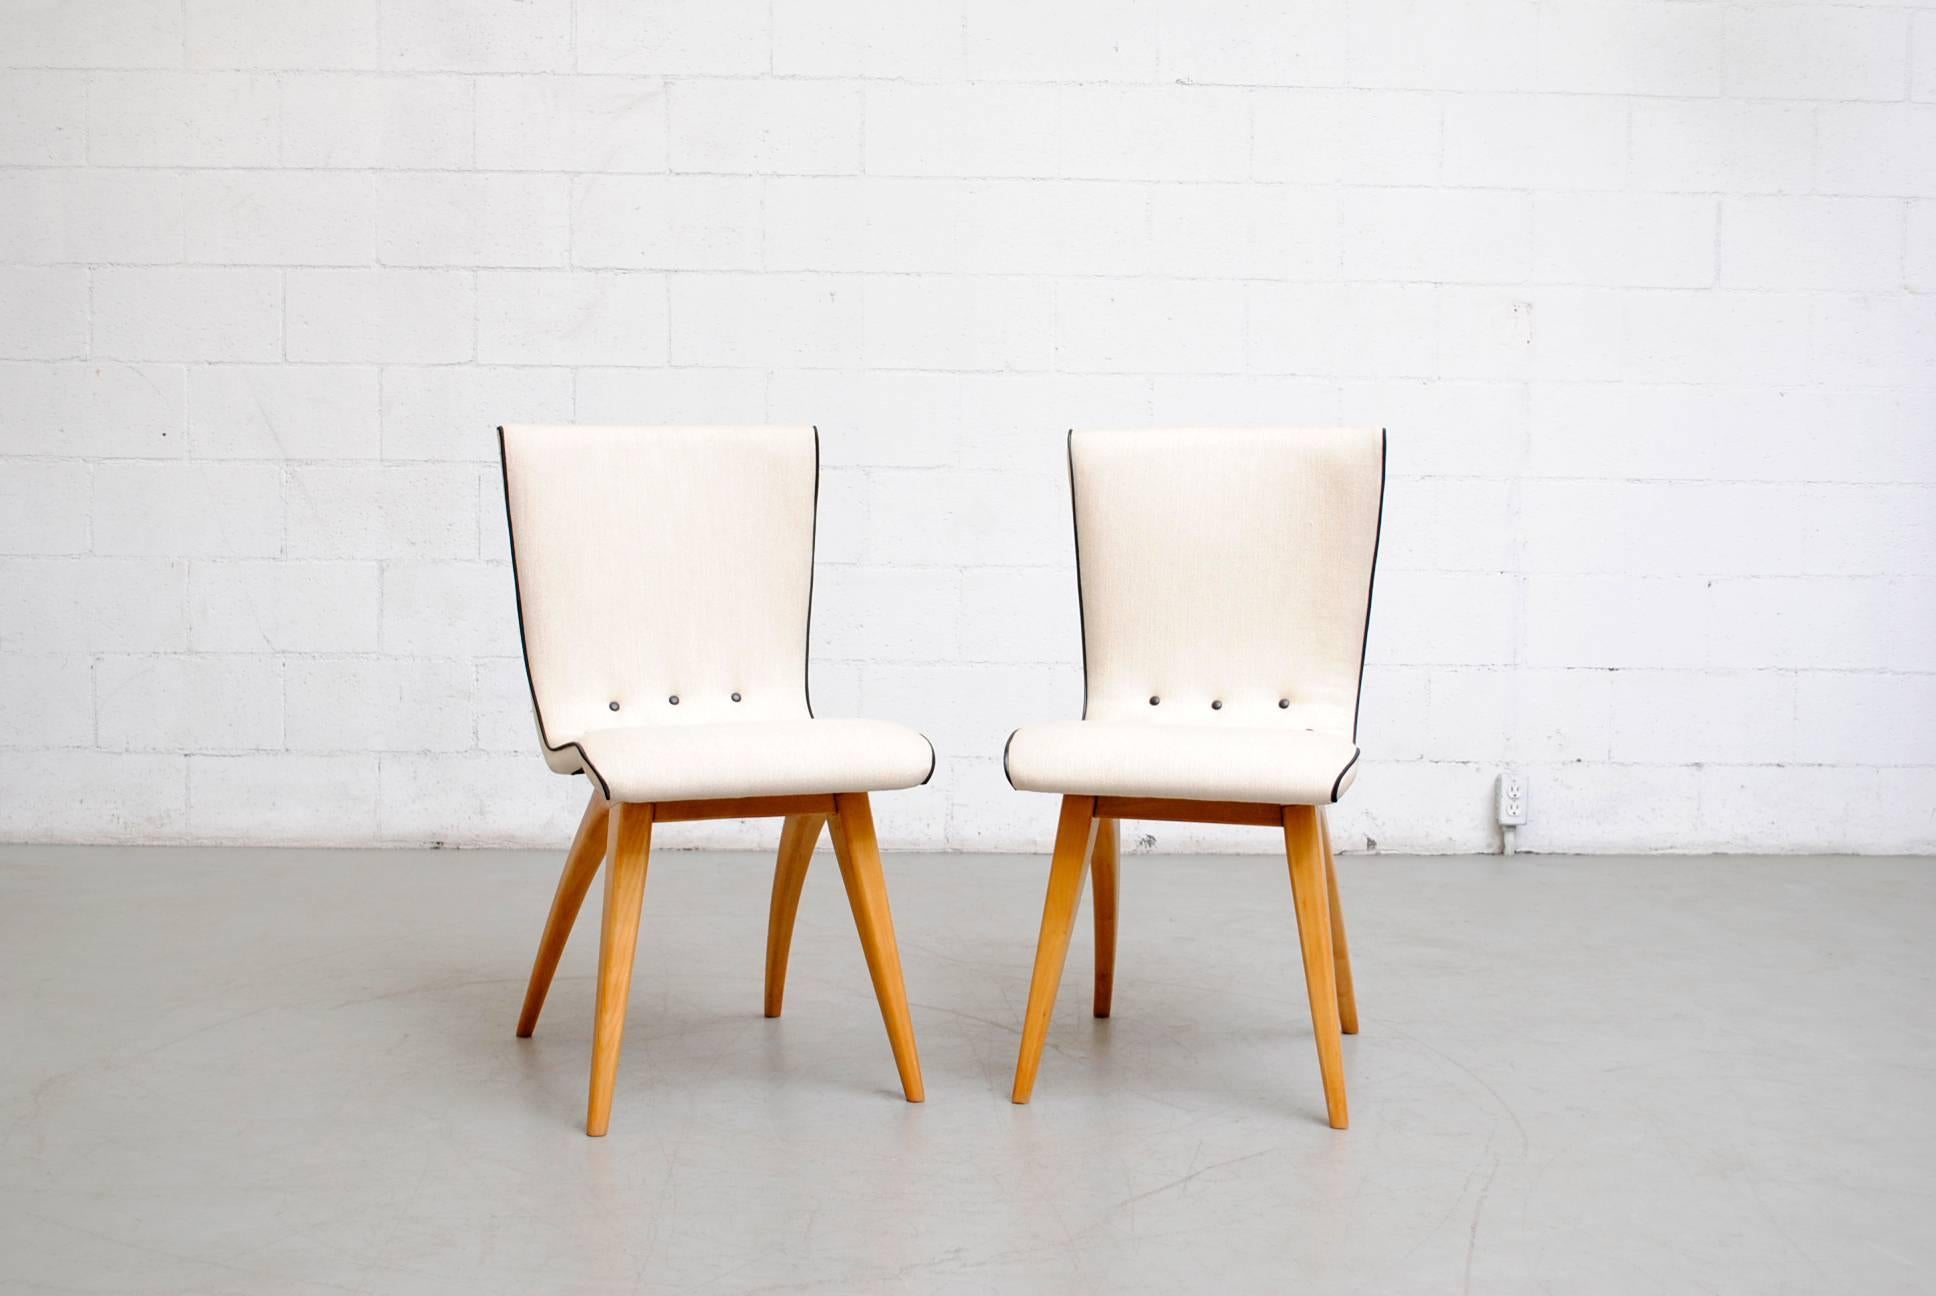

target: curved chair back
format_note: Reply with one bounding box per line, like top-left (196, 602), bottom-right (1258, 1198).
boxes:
top-left (1069, 427), bottom-right (1385, 736)
top-left (498, 424), bottom-right (819, 773)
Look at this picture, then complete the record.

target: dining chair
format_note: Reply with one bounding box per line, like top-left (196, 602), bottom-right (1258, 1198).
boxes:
top-left (1002, 427), bottom-right (1385, 1128)
top-left (498, 424), bottom-right (934, 1135)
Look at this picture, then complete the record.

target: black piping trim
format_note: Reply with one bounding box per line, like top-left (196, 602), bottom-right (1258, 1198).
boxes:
top-left (1067, 430), bottom-right (1090, 719)
top-left (1348, 428), bottom-right (1388, 743)
top-left (497, 426), bottom-right (611, 803)
top-left (805, 425), bottom-right (820, 719)
top-left (1000, 727), bottom-right (1019, 789)
top-left (1329, 749), bottom-right (1361, 804)
top-left (920, 735), bottom-right (937, 786)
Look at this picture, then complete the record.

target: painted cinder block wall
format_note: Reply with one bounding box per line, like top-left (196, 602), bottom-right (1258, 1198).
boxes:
top-left (1, 1), bottom-right (1932, 853)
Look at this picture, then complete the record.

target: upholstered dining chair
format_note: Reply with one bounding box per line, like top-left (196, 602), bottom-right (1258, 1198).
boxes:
top-left (498, 424), bottom-right (934, 1135)
top-left (1002, 427), bottom-right (1385, 1128)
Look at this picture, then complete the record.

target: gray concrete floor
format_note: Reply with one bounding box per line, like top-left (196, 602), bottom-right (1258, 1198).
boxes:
top-left (1, 846), bottom-right (1932, 1295)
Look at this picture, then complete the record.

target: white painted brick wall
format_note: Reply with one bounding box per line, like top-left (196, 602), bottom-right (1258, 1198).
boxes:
top-left (2, 1), bottom-right (1932, 855)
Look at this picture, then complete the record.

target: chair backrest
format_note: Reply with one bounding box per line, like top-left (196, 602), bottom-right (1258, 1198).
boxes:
top-left (499, 425), bottom-right (819, 771)
top-left (1069, 427), bottom-right (1385, 737)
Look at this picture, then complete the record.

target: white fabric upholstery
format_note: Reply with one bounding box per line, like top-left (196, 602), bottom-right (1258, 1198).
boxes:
top-left (1005, 720), bottom-right (1361, 805)
top-left (570, 719), bottom-right (933, 804)
top-left (1004, 427), bottom-right (1385, 806)
top-left (500, 424), bottom-right (934, 802)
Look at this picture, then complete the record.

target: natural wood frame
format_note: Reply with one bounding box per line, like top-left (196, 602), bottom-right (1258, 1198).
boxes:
top-left (517, 786), bottom-right (925, 1136)
top-left (1010, 794), bottom-right (1357, 1129)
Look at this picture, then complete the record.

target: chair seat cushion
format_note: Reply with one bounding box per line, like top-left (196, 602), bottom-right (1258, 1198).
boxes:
top-left (575, 718), bottom-right (934, 803)
top-left (1003, 720), bottom-right (1361, 806)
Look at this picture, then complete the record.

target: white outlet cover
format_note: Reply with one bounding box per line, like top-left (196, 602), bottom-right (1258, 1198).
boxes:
top-left (1496, 771), bottom-right (1529, 826)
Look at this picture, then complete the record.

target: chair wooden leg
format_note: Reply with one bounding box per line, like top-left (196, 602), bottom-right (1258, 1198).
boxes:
top-left (1011, 795), bottom-right (1099, 1104)
top-left (1091, 816), bottom-right (1120, 1018)
top-left (586, 801), bottom-right (653, 1137)
top-left (516, 787), bottom-right (608, 1038)
top-left (764, 812), bottom-right (827, 1018)
top-left (828, 793), bottom-right (925, 1103)
top-left (1284, 805), bottom-right (1348, 1129)
top-left (1319, 810), bottom-right (1358, 1036)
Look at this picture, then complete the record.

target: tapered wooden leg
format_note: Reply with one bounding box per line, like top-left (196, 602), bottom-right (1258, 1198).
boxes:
top-left (1319, 810), bottom-right (1358, 1035)
top-left (1284, 805), bottom-right (1348, 1129)
top-left (517, 787), bottom-right (609, 1037)
top-left (1011, 795), bottom-right (1099, 1104)
top-left (828, 793), bottom-right (924, 1103)
top-left (1091, 816), bottom-right (1119, 1018)
top-left (764, 812), bottom-right (827, 1018)
top-left (586, 801), bottom-right (652, 1137)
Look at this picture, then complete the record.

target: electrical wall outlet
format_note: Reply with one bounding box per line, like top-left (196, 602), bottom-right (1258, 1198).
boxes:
top-left (1496, 771), bottom-right (1528, 826)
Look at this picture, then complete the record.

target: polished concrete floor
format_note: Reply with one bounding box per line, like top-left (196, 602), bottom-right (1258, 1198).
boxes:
top-left (1, 844), bottom-right (1932, 1295)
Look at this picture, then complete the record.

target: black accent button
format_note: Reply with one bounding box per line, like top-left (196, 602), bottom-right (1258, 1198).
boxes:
top-left (1278, 698), bottom-right (1290, 709)
top-left (1211, 699), bottom-right (1223, 710)
top-left (668, 695), bottom-right (680, 705)
top-left (731, 692), bottom-right (742, 703)
top-left (1148, 696), bottom-right (1161, 706)
top-left (609, 701), bottom-right (620, 711)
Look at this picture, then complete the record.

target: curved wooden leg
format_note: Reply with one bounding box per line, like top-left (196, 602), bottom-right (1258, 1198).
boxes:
top-left (1091, 816), bottom-right (1119, 1019)
top-left (764, 812), bottom-right (827, 1018)
top-left (1320, 810), bottom-right (1358, 1035)
top-left (1284, 805), bottom-right (1347, 1129)
top-left (828, 793), bottom-right (925, 1103)
top-left (586, 801), bottom-right (652, 1137)
top-left (1011, 795), bottom-right (1099, 1104)
top-left (517, 787), bottom-right (608, 1037)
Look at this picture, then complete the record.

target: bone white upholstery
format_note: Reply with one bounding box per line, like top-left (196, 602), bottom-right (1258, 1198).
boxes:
top-left (499, 424), bottom-right (934, 803)
top-left (1003, 427), bottom-right (1385, 806)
